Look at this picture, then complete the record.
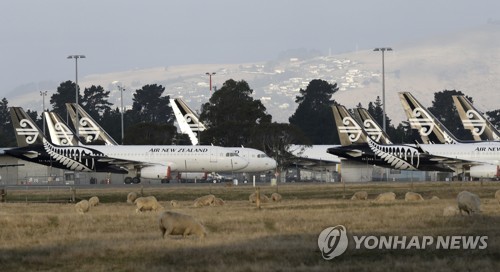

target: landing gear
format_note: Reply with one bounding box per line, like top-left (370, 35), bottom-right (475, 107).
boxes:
top-left (132, 177), bottom-right (141, 184)
top-left (124, 177), bottom-right (133, 184)
top-left (161, 178), bottom-right (170, 184)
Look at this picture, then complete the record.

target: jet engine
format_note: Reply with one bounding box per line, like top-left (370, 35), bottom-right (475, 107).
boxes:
top-left (469, 164), bottom-right (500, 179)
top-left (140, 165), bottom-right (173, 179)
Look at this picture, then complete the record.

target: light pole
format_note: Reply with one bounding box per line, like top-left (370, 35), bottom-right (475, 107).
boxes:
top-left (205, 72), bottom-right (216, 96)
top-left (117, 85), bottom-right (126, 144)
top-left (67, 55), bottom-right (85, 142)
top-left (40, 91), bottom-right (47, 135)
top-left (373, 47), bottom-right (392, 132)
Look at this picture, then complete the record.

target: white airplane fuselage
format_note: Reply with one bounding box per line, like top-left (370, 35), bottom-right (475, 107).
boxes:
top-left (233, 147), bottom-right (277, 172)
top-left (86, 145), bottom-right (249, 173)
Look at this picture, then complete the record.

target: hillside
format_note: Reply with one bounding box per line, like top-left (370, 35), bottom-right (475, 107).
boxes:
top-left (8, 23), bottom-right (500, 125)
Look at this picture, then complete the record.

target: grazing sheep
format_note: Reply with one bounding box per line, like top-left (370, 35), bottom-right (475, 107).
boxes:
top-left (249, 192), bottom-right (269, 203)
top-left (430, 196), bottom-right (440, 201)
top-left (443, 205), bottom-right (460, 217)
top-left (75, 199), bottom-right (90, 214)
top-left (495, 190), bottom-right (500, 204)
top-left (405, 192), bottom-right (424, 201)
top-left (351, 191), bottom-right (368, 200)
top-left (374, 192), bottom-right (396, 202)
top-left (170, 200), bottom-right (181, 208)
top-left (134, 196), bottom-right (163, 212)
top-left (212, 197), bottom-right (225, 206)
top-left (159, 211), bottom-right (206, 239)
top-left (127, 192), bottom-right (138, 204)
top-left (457, 191), bottom-right (481, 215)
top-left (88, 196), bottom-right (99, 207)
top-left (193, 195), bottom-right (216, 207)
top-left (271, 192), bottom-right (282, 202)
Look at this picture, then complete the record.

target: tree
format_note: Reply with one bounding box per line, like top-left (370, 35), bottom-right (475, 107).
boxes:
top-left (124, 122), bottom-right (177, 145)
top-left (199, 79), bottom-right (272, 147)
top-left (250, 122), bottom-right (310, 174)
top-left (0, 97), bottom-right (15, 146)
top-left (81, 85), bottom-right (113, 122)
top-left (428, 90), bottom-right (473, 140)
top-left (289, 79), bottom-right (339, 144)
top-left (367, 96), bottom-right (398, 141)
top-left (130, 84), bottom-right (173, 125)
top-left (50, 81), bottom-right (81, 119)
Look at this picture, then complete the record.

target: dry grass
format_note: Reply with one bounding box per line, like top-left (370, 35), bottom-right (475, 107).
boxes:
top-left (1, 182), bottom-right (500, 271)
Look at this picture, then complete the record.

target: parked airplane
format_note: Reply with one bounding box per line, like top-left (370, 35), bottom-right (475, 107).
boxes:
top-left (169, 98), bottom-right (278, 173)
top-left (452, 95), bottom-right (500, 141)
top-left (398, 92), bottom-right (459, 144)
top-left (398, 92), bottom-right (500, 178)
top-left (352, 107), bottom-right (393, 144)
top-left (169, 98), bottom-right (340, 172)
top-left (6, 107), bottom-right (249, 184)
top-left (327, 105), bottom-right (453, 172)
top-left (66, 103), bottom-right (119, 145)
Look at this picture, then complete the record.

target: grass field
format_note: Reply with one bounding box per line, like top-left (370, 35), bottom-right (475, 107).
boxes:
top-left (1, 181), bottom-right (500, 272)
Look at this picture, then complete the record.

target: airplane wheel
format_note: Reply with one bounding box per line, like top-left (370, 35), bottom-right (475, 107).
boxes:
top-left (124, 177), bottom-right (133, 184)
top-left (132, 177), bottom-right (141, 184)
top-left (161, 179), bottom-right (170, 184)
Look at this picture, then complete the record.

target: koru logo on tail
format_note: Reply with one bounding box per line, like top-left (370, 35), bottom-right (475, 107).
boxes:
top-left (79, 117), bottom-right (101, 142)
top-left (463, 110), bottom-right (486, 136)
top-left (318, 225), bottom-right (348, 260)
top-left (16, 119), bottom-right (39, 144)
top-left (363, 119), bottom-right (383, 142)
top-left (408, 108), bottom-right (434, 136)
top-left (339, 117), bottom-right (362, 142)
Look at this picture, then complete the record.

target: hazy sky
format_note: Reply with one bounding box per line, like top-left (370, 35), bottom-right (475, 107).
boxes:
top-left (1, 0), bottom-right (499, 96)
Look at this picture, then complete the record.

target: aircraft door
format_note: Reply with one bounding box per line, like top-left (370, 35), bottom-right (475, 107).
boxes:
top-left (210, 147), bottom-right (217, 163)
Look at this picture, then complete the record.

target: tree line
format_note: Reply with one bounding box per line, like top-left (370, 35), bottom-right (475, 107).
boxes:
top-left (1, 78), bottom-right (499, 161)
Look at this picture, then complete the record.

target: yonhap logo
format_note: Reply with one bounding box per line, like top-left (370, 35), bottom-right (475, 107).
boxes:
top-left (317, 225), bottom-right (348, 260)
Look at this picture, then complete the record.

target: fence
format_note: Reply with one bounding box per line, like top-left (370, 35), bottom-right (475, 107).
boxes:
top-left (0, 185), bottom-right (76, 203)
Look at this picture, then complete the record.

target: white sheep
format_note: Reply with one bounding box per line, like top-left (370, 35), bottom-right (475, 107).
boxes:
top-left (430, 196), bottom-right (440, 201)
top-left (457, 191), bottom-right (481, 215)
top-left (134, 196), bottom-right (163, 212)
top-left (75, 199), bottom-right (90, 214)
top-left (351, 191), bottom-right (368, 200)
top-left (158, 211), bottom-right (206, 239)
top-left (88, 196), bottom-right (99, 207)
top-left (127, 192), bottom-right (138, 204)
top-left (271, 193), bottom-right (282, 202)
top-left (404, 192), bottom-right (424, 201)
top-left (374, 192), bottom-right (396, 202)
top-left (193, 195), bottom-right (215, 207)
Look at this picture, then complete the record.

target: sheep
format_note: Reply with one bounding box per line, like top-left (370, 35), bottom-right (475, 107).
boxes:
top-left (134, 196), bottom-right (163, 212)
top-left (88, 196), bottom-right (99, 207)
top-left (170, 200), bottom-right (181, 208)
top-left (443, 205), bottom-right (460, 217)
top-left (351, 191), bottom-right (368, 200)
top-left (212, 197), bottom-right (225, 206)
top-left (271, 192), bottom-right (282, 202)
top-left (495, 190), bottom-right (500, 204)
top-left (430, 196), bottom-right (440, 201)
top-left (457, 191), bottom-right (481, 215)
top-left (158, 211), bottom-right (206, 239)
top-left (249, 192), bottom-right (269, 203)
top-left (193, 194), bottom-right (216, 207)
top-left (75, 199), bottom-right (90, 214)
top-left (405, 192), bottom-right (424, 201)
top-left (374, 192), bottom-right (396, 202)
top-left (127, 192), bottom-right (138, 204)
